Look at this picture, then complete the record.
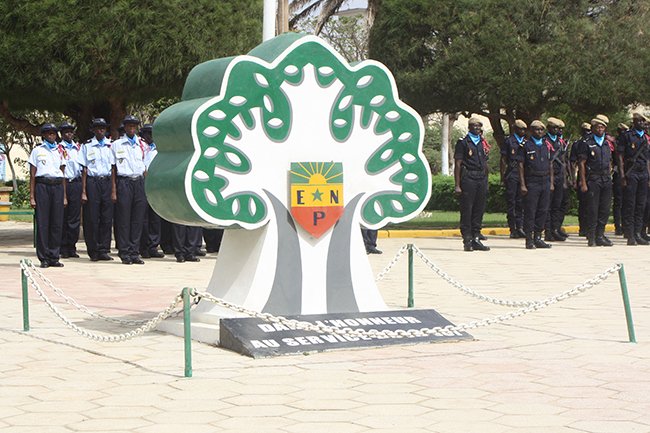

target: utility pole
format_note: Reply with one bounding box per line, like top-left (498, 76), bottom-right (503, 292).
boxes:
top-left (263, 0), bottom-right (276, 41)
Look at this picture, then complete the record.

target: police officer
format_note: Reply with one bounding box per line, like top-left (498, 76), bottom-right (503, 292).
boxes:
top-left (544, 117), bottom-right (569, 242)
top-left (518, 120), bottom-right (554, 249)
top-left (79, 118), bottom-right (115, 261)
top-left (58, 122), bottom-right (82, 259)
top-left (138, 123), bottom-right (165, 258)
top-left (570, 122), bottom-right (592, 236)
top-left (454, 117), bottom-right (490, 251)
top-left (617, 112), bottom-right (649, 245)
top-left (29, 123), bottom-right (67, 268)
top-left (111, 115), bottom-right (148, 264)
top-left (612, 122), bottom-right (629, 236)
top-left (500, 119), bottom-right (527, 238)
top-left (579, 118), bottom-right (614, 247)
top-left (172, 224), bottom-right (202, 263)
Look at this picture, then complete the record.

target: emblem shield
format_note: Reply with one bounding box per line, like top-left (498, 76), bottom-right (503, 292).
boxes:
top-left (290, 162), bottom-right (344, 238)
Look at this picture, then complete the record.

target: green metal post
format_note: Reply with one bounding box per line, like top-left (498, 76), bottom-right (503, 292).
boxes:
top-left (407, 244), bottom-right (414, 308)
top-left (182, 287), bottom-right (193, 377)
top-left (617, 264), bottom-right (636, 343)
top-left (21, 259), bottom-right (30, 331)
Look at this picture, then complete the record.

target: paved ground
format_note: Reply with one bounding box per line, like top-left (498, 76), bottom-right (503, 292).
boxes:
top-left (1, 220), bottom-right (649, 433)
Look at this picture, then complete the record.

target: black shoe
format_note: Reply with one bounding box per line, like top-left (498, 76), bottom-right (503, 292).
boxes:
top-left (195, 250), bottom-right (207, 257)
top-left (121, 258), bottom-right (132, 265)
top-left (471, 239), bottom-right (490, 251)
top-left (148, 250), bottom-right (165, 258)
top-left (40, 262), bottom-right (49, 268)
top-left (89, 255), bottom-right (100, 262)
top-left (185, 255), bottom-right (200, 262)
top-left (463, 244), bottom-right (474, 252)
top-left (130, 257), bottom-right (144, 264)
top-left (534, 234), bottom-right (552, 249)
top-left (544, 232), bottom-right (555, 242)
top-left (477, 233), bottom-right (487, 241)
top-left (69, 252), bottom-right (80, 258)
top-left (162, 248), bottom-right (174, 255)
top-left (176, 256), bottom-right (186, 263)
top-left (60, 253), bottom-right (70, 259)
top-left (640, 232), bottom-right (650, 242)
top-left (49, 261), bottom-right (64, 267)
top-left (552, 230), bottom-right (566, 241)
top-left (627, 237), bottom-right (637, 246)
top-left (140, 251), bottom-right (151, 259)
top-left (367, 248), bottom-right (383, 254)
top-left (98, 253), bottom-right (114, 261)
top-left (516, 228), bottom-right (526, 238)
top-left (509, 232), bottom-right (519, 239)
top-left (587, 237), bottom-right (596, 247)
top-left (634, 234), bottom-right (649, 245)
top-left (596, 236), bottom-right (613, 247)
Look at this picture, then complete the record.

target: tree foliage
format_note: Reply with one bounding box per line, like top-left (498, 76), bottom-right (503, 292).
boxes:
top-left (0, 0), bottom-right (262, 137)
top-left (369, 0), bottom-right (650, 142)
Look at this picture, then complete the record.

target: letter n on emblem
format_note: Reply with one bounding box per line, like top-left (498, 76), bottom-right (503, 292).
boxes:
top-left (289, 162), bottom-right (344, 238)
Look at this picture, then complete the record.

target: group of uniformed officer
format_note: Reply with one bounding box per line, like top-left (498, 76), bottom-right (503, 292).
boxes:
top-left (456, 112), bottom-right (650, 251)
top-left (28, 116), bottom-right (223, 268)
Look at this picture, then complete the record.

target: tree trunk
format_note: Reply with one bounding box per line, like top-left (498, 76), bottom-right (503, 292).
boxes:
top-left (108, 97), bottom-right (126, 140)
top-left (276, 0), bottom-right (289, 35)
top-left (6, 151), bottom-right (18, 192)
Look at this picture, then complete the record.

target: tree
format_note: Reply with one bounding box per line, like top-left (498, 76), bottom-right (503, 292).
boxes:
top-left (147, 33), bottom-right (431, 314)
top-left (289, 0), bottom-right (379, 35)
top-left (0, 0), bottom-right (262, 139)
top-left (369, 0), bottom-right (650, 145)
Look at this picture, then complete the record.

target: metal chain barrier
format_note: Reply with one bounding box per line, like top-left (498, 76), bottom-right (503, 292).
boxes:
top-left (20, 260), bottom-right (183, 342)
top-left (410, 244), bottom-right (622, 308)
top-left (375, 244), bottom-right (408, 281)
top-left (22, 260), bottom-right (196, 325)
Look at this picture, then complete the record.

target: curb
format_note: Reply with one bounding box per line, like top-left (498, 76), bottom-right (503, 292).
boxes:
top-left (379, 224), bottom-right (616, 239)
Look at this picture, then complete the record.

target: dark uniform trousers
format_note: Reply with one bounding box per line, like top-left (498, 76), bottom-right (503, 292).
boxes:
top-left (140, 204), bottom-right (162, 255)
top-left (83, 176), bottom-right (113, 258)
top-left (173, 224), bottom-right (202, 259)
top-left (361, 228), bottom-right (378, 251)
top-left (523, 175), bottom-right (550, 234)
top-left (545, 175), bottom-right (565, 233)
top-left (160, 218), bottom-right (174, 254)
top-left (586, 174), bottom-right (613, 238)
top-left (61, 177), bottom-right (82, 256)
top-left (34, 180), bottom-right (64, 264)
top-left (622, 170), bottom-right (648, 236)
top-left (504, 174), bottom-right (523, 232)
top-left (115, 176), bottom-right (147, 260)
top-left (203, 228), bottom-right (224, 253)
top-left (612, 171), bottom-right (623, 233)
top-left (460, 171), bottom-right (487, 241)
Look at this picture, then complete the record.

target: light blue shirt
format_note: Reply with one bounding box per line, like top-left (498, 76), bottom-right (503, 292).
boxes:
top-left (78, 137), bottom-right (115, 177)
top-left (112, 134), bottom-right (146, 177)
top-left (532, 136), bottom-right (543, 146)
top-left (28, 143), bottom-right (66, 178)
top-left (468, 132), bottom-right (481, 145)
top-left (594, 134), bottom-right (604, 146)
top-left (144, 143), bottom-right (157, 170)
top-left (61, 140), bottom-right (82, 179)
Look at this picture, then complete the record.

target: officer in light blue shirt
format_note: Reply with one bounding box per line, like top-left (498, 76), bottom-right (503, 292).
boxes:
top-left (79, 118), bottom-right (115, 261)
top-left (111, 115), bottom-right (147, 264)
top-left (28, 123), bottom-right (67, 268)
top-left (59, 122), bottom-right (83, 259)
top-left (138, 123), bottom-right (165, 259)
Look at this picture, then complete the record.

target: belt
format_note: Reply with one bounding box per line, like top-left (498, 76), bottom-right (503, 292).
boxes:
top-left (35, 177), bottom-right (63, 185)
top-left (89, 175), bottom-right (111, 180)
top-left (66, 177), bottom-right (81, 183)
top-left (118, 175), bottom-right (144, 181)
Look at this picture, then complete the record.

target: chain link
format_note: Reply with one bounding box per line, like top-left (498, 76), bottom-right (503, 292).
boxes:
top-left (20, 260), bottom-right (183, 342)
top-left (410, 245), bottom-right (621, 308)
top-left (23, 260), bottom-right (195, 325)
top-left (375, 244), bottom-right (408, 281)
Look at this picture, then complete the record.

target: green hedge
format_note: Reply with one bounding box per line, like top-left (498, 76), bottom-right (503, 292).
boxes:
top-left (425, 174), bottom-right (578, 215)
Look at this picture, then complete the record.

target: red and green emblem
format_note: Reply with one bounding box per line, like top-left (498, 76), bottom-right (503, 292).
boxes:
top-left (290, 162), bottom-right (343, 238)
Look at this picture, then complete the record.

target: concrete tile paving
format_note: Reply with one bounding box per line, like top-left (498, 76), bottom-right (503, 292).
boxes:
top-left (1, 221), bottom-right (649, 432)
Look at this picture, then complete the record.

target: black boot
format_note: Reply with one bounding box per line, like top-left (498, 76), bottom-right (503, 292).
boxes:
top-left (544, 230), bottom-right (555, 242)
top-left (525, 232), bottom-right (536, 249)
top-left (516, 228), bottom-right (526, 238)
top-left (477, 232), bottom-right (487, 241)
top-left (463, 238), bottom-right (474, 252)
top-left (472, 238), bottom-right (490, 251)
top-left (534, 232), bottom-right (552, 248)
top-left (587, 233), bottom-right (596, 247)
top-left (596, 235), bottom-right (613, 247)
top-left (640, 230), bottom-right (650, 242)
top-left (634, 233), bottom-right (649, 245)
top-left (552, 229), bottom-right (566, 241)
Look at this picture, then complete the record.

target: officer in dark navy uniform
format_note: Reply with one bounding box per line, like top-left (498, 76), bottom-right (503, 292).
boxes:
top-left (59, 122), bottom-right (82, 258)
top-left (172, 224), bottom-right (202, 263)
top-left (570, 123), bottom-right (592, 236)
top-left (79, 118), bottom-right (115, 261)
top-left (544, 117), bottom-right (569, 242)
top-left (454, 117), bottom-right (490, 251)
top-left (518, 120), bottom-right (554, 249)
top-left (138, 123), bottom-right (165, 258)
top-left (111, 115), bottom-right (148, 264)
top-left (579, 118), bottom-right (614, 247)
top-left (612, 122), bottom-right (629, 236)
top-left (500, 119), bottom-right (527, 238)
top-left (617, 112), bottom-right (649, 245)
top-left (28, 123), bottom-right (67, 268)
